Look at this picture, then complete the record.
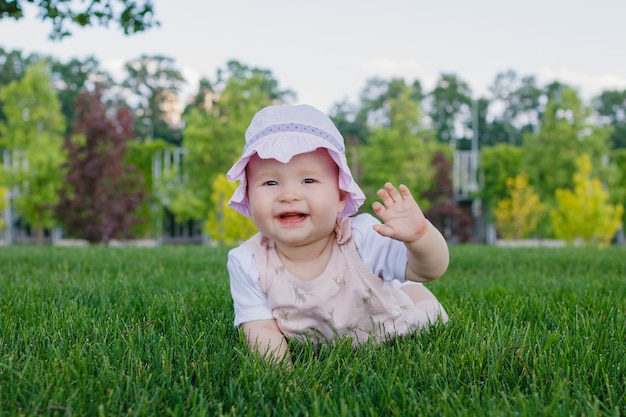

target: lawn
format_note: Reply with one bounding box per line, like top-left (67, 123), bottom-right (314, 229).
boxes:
top-left (0, 245), bottom-right (624, 416)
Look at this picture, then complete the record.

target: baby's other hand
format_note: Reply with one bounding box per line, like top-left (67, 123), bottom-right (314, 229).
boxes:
top-left (372, 182), bottom-right (428, 243)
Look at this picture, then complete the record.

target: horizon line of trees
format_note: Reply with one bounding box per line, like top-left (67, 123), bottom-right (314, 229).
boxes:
top-left (0, 47), bottom-right (624, 245)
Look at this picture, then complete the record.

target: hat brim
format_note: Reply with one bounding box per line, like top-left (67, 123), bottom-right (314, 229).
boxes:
top-left (226, 132), bottom-right (364, 218)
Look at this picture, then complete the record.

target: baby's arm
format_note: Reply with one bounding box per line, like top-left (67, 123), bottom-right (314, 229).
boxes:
top-left (372, 182), bottom-right (449, 282)
top-left (242, 319), bottom-right (291, 365)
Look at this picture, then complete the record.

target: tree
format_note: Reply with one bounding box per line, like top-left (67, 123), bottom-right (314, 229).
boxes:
top-left (50, 55), bottom-right (112, 135)
top-left (0, 48), bottom-right (43, 123)
top-left (0, 0), bottom-right (159, 39)
top-left (494, 173), bottom-right (545, 240)
top-left (124, 138), bottom-right (171, 238)
top-left (356, 77), bottom-right (423, 128)
top-left (611, 149), bottom-right (626, 227)
top-left (329, 99), bottom-right (369, 181)
top-left (479, 144), bottom-right (523, 221)
top-left (487, 70), bottom-right (542, 146)
top-left (0, 186), bottom-right (5, 230)
top-left (359, 85), bottom-right (435, 211)
top-left (0, 48), bottom-right (42, 87)
top-left (427, 73), bottom-right (472, 147)
top-left (329, 77), bottom-right (423, 184)
top-left (594, 89), bottom-right (626, 149)
top-left (204, 174), bottom-right (256, 244)
top-left (56, 85), bottom-right (145, 243)
top-left (522, 86), bottom-right (613, 204)
top-left (421, 150), bottom-right (473, 242)
top-left (164, 60), bottom-right (294, 225)
top-left (0, 61), bottom-right (66, 242)
top-left (550, 154), bottom-right (623, 247)
top-left (122, 54), bottom-right (186, 144)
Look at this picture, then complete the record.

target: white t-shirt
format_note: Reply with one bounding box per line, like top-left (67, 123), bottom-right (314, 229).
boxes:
top-left (227, 213), bottom-right (409, 326)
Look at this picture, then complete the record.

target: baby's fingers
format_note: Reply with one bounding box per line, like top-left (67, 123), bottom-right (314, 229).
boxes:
top-left (398, 184), bottom-right (415, 202)
top-left (376, 187), bottom-right (393, 207)
top-left (377, 182), bottom-right (402, 206)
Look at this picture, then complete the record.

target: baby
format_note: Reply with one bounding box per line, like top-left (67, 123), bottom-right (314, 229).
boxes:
top-left (227, 104), bottom-right (449, 363)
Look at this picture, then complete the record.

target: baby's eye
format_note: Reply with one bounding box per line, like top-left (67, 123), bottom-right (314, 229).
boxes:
top-left (264, 180), bottom-right (278, 186)
top-left (303, 178), bottom-right (316, 184)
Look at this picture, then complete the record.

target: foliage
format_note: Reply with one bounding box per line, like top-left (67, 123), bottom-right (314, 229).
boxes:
top-left (494, 173), bottom-right (545, 239)
top-left (593, 88), bottom-right (626, 149)
top-left (522, 86), bottom-right (613, 204)
top-left (428, 73), bottom-right (472, 145)
top-left (0, 0), bottom-right (159, 39)
top-left (165, 60), bottom-right (293, 223)
top-left (0, 47), bottom-right (42, 125)
top-left (204, 173), bottom-right (256, 244)
top-left (355, 77), bottom-right (423, 128)
top-left (0, 47), bottom-right (41, 87)
top-left (421, 150), bottom-right (473, 242)
top-left (359, 85), bottom-right (435, 212)
top-left (50, 55), bottom-right (112, 135)
top-left (551, 154), bottom-right (624, 247)
top-left (610, 148), bottom-right (626, 225)
top-left (0, 61), bottom-right (66, 242)
top-left (0, 186), bottom-right (5, 229)
top-left (55, 85), bottom-right (145, 243)
top-left (122, 54), bottom-right (186, 144)
top-left (486, 70), bottom-right (542, 146)
top-left (0, 245), bottom-right (624, 415)
top-left (126, 139), bottom-right (171, 238)
top-left (478, 144), bottom-right (523, 219)
top-left (331, 77), bottom-right (424, 184)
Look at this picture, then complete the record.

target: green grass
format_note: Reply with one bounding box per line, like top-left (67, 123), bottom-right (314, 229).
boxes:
top-left (0, 245), bottom-right (624, 416)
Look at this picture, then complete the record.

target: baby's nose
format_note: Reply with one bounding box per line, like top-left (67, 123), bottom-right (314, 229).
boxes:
top-left (279, 186), bottom-right (302, 202)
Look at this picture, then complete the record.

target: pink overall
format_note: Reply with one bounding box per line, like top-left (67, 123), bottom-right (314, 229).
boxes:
top-left (245, 218), bottom-right (433, 345)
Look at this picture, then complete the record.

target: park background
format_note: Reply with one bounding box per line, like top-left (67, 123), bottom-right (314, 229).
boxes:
top-left (0, 0), bottom-right (625, 246)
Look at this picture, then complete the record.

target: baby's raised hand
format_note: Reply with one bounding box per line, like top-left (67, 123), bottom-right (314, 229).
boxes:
top-left (372, 182), bottom-right (428, 243)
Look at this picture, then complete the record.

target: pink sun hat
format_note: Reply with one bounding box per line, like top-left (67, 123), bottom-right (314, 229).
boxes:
top-left (226, 104), bottom-right (365, 218)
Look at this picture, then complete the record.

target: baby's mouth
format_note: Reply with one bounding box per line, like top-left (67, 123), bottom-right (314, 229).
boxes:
top-left (278, 212), bottom-right (307, 222)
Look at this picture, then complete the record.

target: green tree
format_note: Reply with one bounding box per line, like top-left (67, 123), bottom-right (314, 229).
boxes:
top-left (329, 77), bottom-right (423, 184)
top-left (329, 99), bottom-right (369, 182)
top-left (1, 0), bottom-right (159, 39)
top-left (0, 61), bottom-right (66, 242)
top-left (494, 173), bottom-right (545, 239)
top-left (356, 77), bottom-right (423, 128)
top-left (50, 55), bottom-right (112, 135)
top-left (164, 60), bottom-right (294, 225)
top-left (522, 86), bottom-right (613, 204)
top-left (0, 186), bottom-right (5, 230)
top-left (0, 48), bottom-right (42, 87)
top-left (204, 174), bottom-right (256, 244)
top-left (594, 89), bottom-right (626, 149)
top-left (611, 149), bottom-right (626, 226)
top-left (0, 48), bottom-right (43, 124)
top-left (126, 138), bottom-right (171, 238)
top-left (487, 70), bottom-right (542, 146)
top-left (479, 144), bottom-right (523, 221)
top-left (551, 154), bottom-right (623, 247)
top-left (359, 85), bottom-right (435, 211)
top-left (122, 54), bottom-right (186, 144)
top-left (428, 73), bottom-right (472, 147)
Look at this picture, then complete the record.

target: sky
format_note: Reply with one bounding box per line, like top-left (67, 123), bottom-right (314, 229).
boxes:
top-left (1, 0), bottom-right (625, 113)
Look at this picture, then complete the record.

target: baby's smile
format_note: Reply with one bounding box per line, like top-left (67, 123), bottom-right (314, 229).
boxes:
top-left (277, 212), bottom-right (308, 223)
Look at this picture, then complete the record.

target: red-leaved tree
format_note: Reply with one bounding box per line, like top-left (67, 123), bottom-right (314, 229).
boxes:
top-left (422, 151), bottom-right (473, 243)
top-left (56, 85), bottom-right (145, 243)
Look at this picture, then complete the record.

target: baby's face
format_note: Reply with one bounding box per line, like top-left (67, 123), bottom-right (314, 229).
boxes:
top-left (245, 149), bottom-right (347, 247)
